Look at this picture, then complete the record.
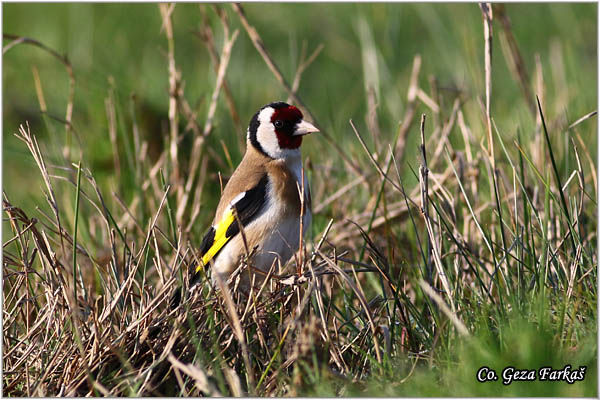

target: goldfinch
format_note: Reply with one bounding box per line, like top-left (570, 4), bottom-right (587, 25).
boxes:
top-left (182, 102), bottom-right (318, 298)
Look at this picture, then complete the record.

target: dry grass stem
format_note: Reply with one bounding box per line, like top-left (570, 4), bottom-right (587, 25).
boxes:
top-left (4, 4), bottom-right (596, 396)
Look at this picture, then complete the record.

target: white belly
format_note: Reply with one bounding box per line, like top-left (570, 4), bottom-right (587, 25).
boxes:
top-left (252, 210), bottom-right (311, 274)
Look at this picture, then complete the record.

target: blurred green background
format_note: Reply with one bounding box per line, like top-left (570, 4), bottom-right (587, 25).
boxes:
top-left (2, 4), bottom-right (597, 396)
top-left (3, 3), bottom-right (597, 214)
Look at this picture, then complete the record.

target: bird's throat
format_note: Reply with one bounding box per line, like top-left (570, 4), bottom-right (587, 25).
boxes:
top-left (275, 131), bottom-right (302, 149)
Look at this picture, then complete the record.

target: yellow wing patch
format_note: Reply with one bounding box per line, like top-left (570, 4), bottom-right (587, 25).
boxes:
top-left (195, 208), bottom-right (236, 273)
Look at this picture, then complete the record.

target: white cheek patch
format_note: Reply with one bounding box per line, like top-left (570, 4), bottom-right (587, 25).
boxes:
top-left (257, 125), bottom-right (281, 159)
top-left (258, 107), bottom-right (275, 122)
top-left (256, 108), bottom-right (281, 158)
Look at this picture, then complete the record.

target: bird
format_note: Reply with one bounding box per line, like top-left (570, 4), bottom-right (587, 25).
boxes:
top-left (172, 101), bottom-right (318, 306)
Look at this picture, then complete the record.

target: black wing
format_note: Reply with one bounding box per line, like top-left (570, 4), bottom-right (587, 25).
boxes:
top-left (225, 174), bottom-right (270, 239)
top-left (188, 173), bottom-right (269, 284)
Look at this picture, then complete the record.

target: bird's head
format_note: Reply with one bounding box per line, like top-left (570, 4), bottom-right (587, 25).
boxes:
top-left (247, 102), bottom-right (319, 159)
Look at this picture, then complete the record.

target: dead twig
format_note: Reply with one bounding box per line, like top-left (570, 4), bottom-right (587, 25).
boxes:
top-left (493, 4), bottom-right (535, 114)
top-left (231, 3), bottom-right (364, 179)
top-left (4, 34), bottom-right (75, 160)
top-left (158, 3), bottom-right (181, 193)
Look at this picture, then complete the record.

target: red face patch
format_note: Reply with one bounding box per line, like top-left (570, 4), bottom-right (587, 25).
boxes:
top-left (275, 132), bottom-right (302, 149)
top-left (271, 105), bottom-right (303, 123)
top-left (271, 105), bottom-right (304, 149)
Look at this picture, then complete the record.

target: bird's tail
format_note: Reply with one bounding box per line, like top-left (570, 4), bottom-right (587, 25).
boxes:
top-left (169, 262), bottom-right (206, 309)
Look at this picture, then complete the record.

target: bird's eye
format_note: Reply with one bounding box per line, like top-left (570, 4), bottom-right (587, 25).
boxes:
top-left (274, 120), bottom-right (284, 129)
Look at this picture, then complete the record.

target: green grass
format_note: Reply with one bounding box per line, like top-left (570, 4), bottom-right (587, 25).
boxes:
top-left (2, 3), bottom-right (597, 397)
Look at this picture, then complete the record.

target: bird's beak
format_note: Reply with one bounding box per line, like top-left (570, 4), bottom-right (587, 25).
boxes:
top-left (293, 120), bottom-right (319, 136)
